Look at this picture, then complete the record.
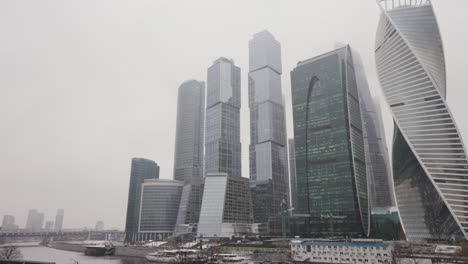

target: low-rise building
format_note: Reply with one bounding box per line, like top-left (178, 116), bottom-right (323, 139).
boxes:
top-left (290, 239), bottom-right (392, 264)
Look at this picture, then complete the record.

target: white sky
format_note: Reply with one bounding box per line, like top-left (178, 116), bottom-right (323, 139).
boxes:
top-left (1, 0), bottom-right (467, 229)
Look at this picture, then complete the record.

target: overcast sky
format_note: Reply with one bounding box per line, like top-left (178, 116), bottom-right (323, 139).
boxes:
top-left (1, 0), bottom-right (468, 229)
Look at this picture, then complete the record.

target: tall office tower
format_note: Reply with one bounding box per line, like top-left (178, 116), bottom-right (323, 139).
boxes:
top-left (375, 0), bottom-right (468, 241)
top-left (205, 58), bottom-right (242, 178)
top-left (54, 209), bottom-right (64, 231)
top-left (1, 215), bottom-right (17, 231)
top-left (288, 139), bottom-right (298, 211)
top-left (352, 49), bottom-right (395, 212)
top-left (291, 45), bottom-right (369, 237)
top-left (44, 221), bottom-right (54, 231)
top-left (138, 179), bottom-right (183, 241)
top-left (124, 158), bottom-right (160, 242)
top-left (26, 209), bottom-right (44, 232)
top-left (248, 31), bottom-right (289, 234)
top-left (198, 173), bottom-right (253, 238)
top-left (173, 80), bottom-right (206, 235)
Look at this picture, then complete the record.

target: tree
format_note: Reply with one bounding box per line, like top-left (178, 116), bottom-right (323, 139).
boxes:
top-left (0, 245), bottom-right (23, 260)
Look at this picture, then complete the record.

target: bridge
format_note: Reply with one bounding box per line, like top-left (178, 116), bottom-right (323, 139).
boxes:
top-left (0, 230), bottom-right (125, 243)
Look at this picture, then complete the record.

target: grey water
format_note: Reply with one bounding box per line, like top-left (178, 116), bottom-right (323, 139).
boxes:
top-left (19, 246), bottom-right (145, 264)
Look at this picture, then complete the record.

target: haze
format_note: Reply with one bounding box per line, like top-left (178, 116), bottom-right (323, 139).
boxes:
top-left (1, 0), bottom-right (468, 229)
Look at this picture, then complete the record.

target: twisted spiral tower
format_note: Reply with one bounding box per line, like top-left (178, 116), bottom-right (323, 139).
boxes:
top-left (375, 0), bottom-right (468, 241)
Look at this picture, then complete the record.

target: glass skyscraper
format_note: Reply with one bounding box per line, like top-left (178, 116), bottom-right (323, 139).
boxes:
top-left (288, 138), bottom-right (298, 211)
top-left (205, 58), bottom-right (241, 178)
top-left (291, 45), bottom-right (369, 237)
top-left (54, 209), bottom-right (64, 231)
top-left (352, 49), bottom-right (395, 212)
top-left (124, 157), bottom-right (159, 242)
top-left (375, 0), bottom-right (468, 241)
top-left (172, 80), bottom-right (205, 235)
top-left (248, 30), bottom-right (289, 234)
top-left (138, 179), bottom-right (183, 241)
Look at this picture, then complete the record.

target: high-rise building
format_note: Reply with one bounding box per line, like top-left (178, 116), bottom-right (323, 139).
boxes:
top-left (173, 80), bottom-right (206, 235)
top-left (173, 80), bottom-right (205, 182)
top-left (352, 48), bottom-right (395, 212)
top-left (375, 0), bottom-right (468, 241)
top-left (54, 209), bottom-right (64, 231)
top-left (291, 45), bottom-right (369, 237)
top-left (288, 138), bottom-right (298, 211)
top-left (1, 215), bottom-right (18, 231)
top-left (95, 221), bottom-right (104, 231)
top-left (26, 209), bottom-right (44, 232)
top-left (138, 179), bottom-right (183, 241)
top-left (125, 158), bottom-right (160, 242)
top-left (205, 58), bottom-right (242, 178)
top-left (44, 221), bottom-right (54, 231)
top-left (248, 30), bottom-right (289, 234)
top-left (198, 173), bottom-right (253, 238)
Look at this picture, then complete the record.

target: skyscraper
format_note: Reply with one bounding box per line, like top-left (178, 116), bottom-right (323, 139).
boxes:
top-left (45, 221), bottom-right (54, 231)
top-left (125, 158), bottom-right (160, 242)
top-left (205, 58), bottom-right (241, 177)
top-left (352, 48), bottom-right (395, 211)
top-left (54, 209), bottom-right (64, 231)
top-left (26, 209), bottom-right (44, 232)
top-left (248, 30), bottom-right (289, 234)
top-left (173, 80), bottom-right (206, 235)
top-left (291, 45), bottom-right (369, 237)
top-left (95, 221), bottom-right (104, 231)
top-left (288, 138), bottom-right (298, 211)
top-left (173, 80), bottom-right (205, 182)
top-left (198, 58), bottom-right (252, 237)
top-left (375, 0), bottom-right (468, 241)
top-left (1, 215), bottom-right (17, 231)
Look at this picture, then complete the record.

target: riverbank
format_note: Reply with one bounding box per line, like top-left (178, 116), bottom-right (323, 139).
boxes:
top-left (49, 242), bottom-right (155, 257)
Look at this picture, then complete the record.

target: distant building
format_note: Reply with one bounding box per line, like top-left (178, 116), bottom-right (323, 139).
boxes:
top-left (44, 221), bottom-right (54, 231)
top-left (205, 57), bottom-right (242, 178)
top-left (291, 45), bottom-right (369, 237)
top-left (124, 157), bottom-right (160, 242)
top-left (26, 209), bottom-right (44, 232)
top-left (198, 173), bottom-right (253, 238)
top-left (1, 215), bottom-right (18, 232)
top-left (54, 209), bottom-right (64, 231)
top-left (248, 30), bottom-right (289, 235)
top-left (288, 138), bottom-right (298, 211)
top-left (290, 239), bottom-right (392, 264)
top-left (173, 80), bottom-right (206, 235)
top-left (95, 221), bottom-right (104, 231)
top-left (138, 179), bottom-right (183, 241)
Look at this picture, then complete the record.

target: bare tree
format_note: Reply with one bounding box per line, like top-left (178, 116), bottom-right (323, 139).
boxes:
top-left (0, 245), bottom-right (23, 260)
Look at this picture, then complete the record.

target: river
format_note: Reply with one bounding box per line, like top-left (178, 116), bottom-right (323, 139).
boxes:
top-left (19, 246), bottom-right (145, 264)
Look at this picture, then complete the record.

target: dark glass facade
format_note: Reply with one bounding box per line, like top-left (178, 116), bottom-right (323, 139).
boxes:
top-left (124, 157), bottom-right (159, 242)
top-left (291, 46), bottom-right (369, 237)
top-left (288, 138), bottom-right (298, 211)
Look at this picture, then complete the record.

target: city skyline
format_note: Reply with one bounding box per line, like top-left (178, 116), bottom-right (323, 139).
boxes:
top-left (1, 0), bottom-right (468, 229)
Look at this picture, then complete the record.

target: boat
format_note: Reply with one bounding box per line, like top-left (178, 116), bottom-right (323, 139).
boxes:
top-left (145, 249), bottom-right (207, 263)
top-left (83, 241), bottom-right (115, 256)
top-left (211, 253), bottom-right (248, 263)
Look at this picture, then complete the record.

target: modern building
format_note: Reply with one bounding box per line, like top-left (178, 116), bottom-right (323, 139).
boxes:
top-left (173, 80), bottom-right (205, 182)
top-left (375, 0), bottom-right (468, 241)
top-left (138, 179), bottom-right (183, 241)
top-left (288, 138), bottom-right (298, 211)
top-left (197, 173), bottom-right (253, 238)
top-left (1, 215), bottom-right (18, 232)
top-left (173, 80), bottom-right (206, 235)
top-left (205, 57), bottom-right (242, 178)
top-left (26, 209), bottom-right (44, 232)
top-left (125, 158), bottom-right (160, 242)
top-left (290, 239), bottom-right (392, 264)
top-left (248, 30), bottom-right (289, 234)
top-left (95, 221), bottom-right (104, 231)
top-left (352, 48), bottom-right (395, 212)
top-left (290, 45), bottom-right (369, 237)
top-left (44, 221), bottom-right (54, 231)
top-left (54, 209), bottom-right (64, 231)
